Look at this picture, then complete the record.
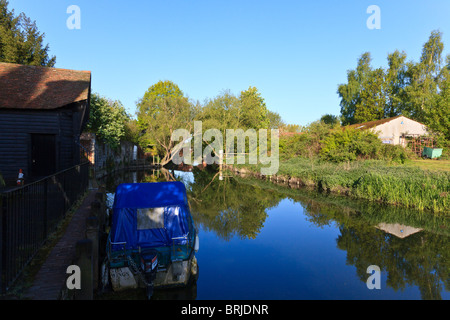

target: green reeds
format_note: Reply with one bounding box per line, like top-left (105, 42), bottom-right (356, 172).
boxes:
top-left (237, 157), bottom-right (450, 214)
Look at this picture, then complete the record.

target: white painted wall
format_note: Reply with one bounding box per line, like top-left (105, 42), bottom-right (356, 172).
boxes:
top-left (370, 116), bottom-right (428, 146)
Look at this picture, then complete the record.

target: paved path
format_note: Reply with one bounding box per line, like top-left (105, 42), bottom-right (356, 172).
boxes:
top-left (23, 189), bottom-right (98, 300)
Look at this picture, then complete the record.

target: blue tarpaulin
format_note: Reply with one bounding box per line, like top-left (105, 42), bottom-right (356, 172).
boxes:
top-left (110, 181), bottom-right (193, 252)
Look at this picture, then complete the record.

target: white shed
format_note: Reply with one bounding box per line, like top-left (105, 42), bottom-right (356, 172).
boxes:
top-left (349, 115), bottom-right (428, 146)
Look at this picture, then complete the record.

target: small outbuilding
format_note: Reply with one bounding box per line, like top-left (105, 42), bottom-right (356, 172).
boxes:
top-left (348, 115), bottom-right (429, 147)
top-left (0, 62), bottom-right (91, 185)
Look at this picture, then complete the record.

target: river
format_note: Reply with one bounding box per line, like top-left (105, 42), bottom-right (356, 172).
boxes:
top-left (97, 166), bottom-right (449, 300)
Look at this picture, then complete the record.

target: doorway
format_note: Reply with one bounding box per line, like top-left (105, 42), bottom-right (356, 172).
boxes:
top-left (31, 134), bottom-right (57, 178)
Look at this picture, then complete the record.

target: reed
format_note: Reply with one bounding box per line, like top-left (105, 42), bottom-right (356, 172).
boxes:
top-left (237, 157), bottom-right (449, 214)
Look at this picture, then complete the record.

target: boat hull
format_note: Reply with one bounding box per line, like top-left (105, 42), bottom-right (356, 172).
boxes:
top-left (109, 254), bottom-right (198, 292)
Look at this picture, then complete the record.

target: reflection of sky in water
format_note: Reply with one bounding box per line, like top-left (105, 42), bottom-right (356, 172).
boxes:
top-left (195, 198), bottom-right (442, 300)
top-left (173, 170), bottom-right (195, 185)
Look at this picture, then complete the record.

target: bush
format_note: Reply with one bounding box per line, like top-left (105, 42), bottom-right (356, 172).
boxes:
top-left (320, 128), bottom-right (383, 162)
top-left (378, 144), bottom-right (409, 163)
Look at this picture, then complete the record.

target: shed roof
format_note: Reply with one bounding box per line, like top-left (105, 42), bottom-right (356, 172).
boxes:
top-left (0, 62), bottom-right (91, 110)
top-left (347, 115), bottom-right (403, 130)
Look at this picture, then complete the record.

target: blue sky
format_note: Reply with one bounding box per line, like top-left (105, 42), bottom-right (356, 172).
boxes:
top-left (7, 0), bottom-right (450, 126)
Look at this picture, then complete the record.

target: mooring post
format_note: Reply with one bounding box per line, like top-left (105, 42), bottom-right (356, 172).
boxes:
top-left (74, 239), bottom-right (93, 300)
top-left (86, 216), bottom-right (99, 290)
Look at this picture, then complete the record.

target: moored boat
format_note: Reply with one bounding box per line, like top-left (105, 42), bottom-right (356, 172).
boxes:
top-left (103, 181), bottom-right (199, 299)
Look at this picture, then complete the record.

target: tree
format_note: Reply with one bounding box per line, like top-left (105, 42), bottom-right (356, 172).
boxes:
top-left (267, 110), bottom-right (284, 129)
top-left (0, 0), bottom-right (55, 66)
top-left (86, 93), bottom-right (130, 149)
top-left (196, 90), bottom-right (241, 134)
top-left (384, 50), bottom-right (408, 118)
top-left (239, 86), bottom-right (270, 129)
top-left (137, 81), bottom-right (195, 165)
top-left (426, 56), bottom-right (450, 140)
top-left (354, 67), bottom-right (386, 123)
top-left (403, 31), bottom-right (444, 122)
top-left (338, 52), bottom-right (372, 125)
top-left (320, 114), bottom-right (340, 126)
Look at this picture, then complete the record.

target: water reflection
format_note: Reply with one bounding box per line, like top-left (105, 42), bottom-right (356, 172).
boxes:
top-left (99, 166), bottom-right (449, 300)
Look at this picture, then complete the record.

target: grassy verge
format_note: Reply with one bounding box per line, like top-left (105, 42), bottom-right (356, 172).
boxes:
top-left (406, 160), bottom-right (450, 172)
top-left (234, 157), bottom-right (450, 214)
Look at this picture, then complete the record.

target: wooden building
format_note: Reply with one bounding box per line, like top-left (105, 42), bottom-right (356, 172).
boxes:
top-left (0, 62), bottom-right (91, 185)
top-left (348, 115), bottom-right (429, 147)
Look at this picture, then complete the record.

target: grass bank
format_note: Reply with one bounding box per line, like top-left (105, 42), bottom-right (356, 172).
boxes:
top-left (233, 157), bottom-right (449, 214)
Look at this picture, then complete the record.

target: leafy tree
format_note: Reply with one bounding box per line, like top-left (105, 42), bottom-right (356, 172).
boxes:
top-left (384, 50), bottom-right (408, 118)
top-left (354, 67), bottom-right (386, 123)
top-left (267, 110), bottom-right (284, 129)
top-left (239, 86), bottom-right (270, 129)
top-left (196, 89), bottom-right (241, 134)
top-left (86, 93), bottom-right (130, 149)
top-left (403, 31), bottom-right (444, 122)
top-left (0, 0), bottom-right (55, 66)
top-left (337, 52), bottom-right (372, 125)
top-left (320, 114), bottom-right (340, 126)
top-left (137, 81), bottom-right (195, 165)
top-left (426, 56), bottom-right (450, 140)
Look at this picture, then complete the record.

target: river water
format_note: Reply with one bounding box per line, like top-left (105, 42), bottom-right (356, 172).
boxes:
top-left (98, 167), bottom-right (449, 300)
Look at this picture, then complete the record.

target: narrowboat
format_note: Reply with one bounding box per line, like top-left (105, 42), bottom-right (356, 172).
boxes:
top-left (103, 181), bottom-right (199, 299)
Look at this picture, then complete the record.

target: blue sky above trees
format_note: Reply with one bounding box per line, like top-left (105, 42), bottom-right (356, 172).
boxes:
top-left (8, 0), bottom-right (450, 126)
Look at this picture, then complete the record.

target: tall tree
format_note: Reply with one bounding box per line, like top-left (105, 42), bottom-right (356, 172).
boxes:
top-left (137, 81), bottom-right (195, 165)
top-left (384, 50), bottom-right (408, 118)
top-left (404, 31), bottom-right (444, 122)
top-left (196, 90), bottom-right (241, 134)
top-left (354, 67), bottom-right (386, 123)
top-left (0, 0), bottom-right (55, 66)
top-left (337, 52), bottom-right (372, 125)
top-left (426, 55), bottom-right (450, 140)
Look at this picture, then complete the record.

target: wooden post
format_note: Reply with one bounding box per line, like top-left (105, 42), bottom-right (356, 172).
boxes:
top-left (74, 239), bottom-right (93, 300)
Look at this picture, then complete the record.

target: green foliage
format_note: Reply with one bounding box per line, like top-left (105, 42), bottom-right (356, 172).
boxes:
top-left (426, 61), bottom-right (450, 140)
top-left (320, 114), bottom-right (340, 126)
top-left (279, 120), bottom-right (333, 160)
top-left (378, 144), bottom-right (409, 163)
top-left (239, 86), bottom-right (270, 130)
top-left (320, 128), bottom-right (382, 163)
top-left (86, 93), bottom-right (131, 149)
top-left (137, 81), bottom-right (195, 164)
top-left (0, 0), bottom-right (55, 66)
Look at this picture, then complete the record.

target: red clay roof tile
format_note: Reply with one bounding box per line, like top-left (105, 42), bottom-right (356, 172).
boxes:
top-left (0, 62), bottom-right (91, 110)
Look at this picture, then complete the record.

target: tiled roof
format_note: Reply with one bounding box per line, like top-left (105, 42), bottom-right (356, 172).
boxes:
top-left (0, 62), bottom-right (91, 110)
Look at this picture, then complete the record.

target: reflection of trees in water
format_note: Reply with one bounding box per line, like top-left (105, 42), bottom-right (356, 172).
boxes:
top-left (226, 175), bottom-right (450, 300)
top-left (337, 226), bottom-right (449, 300)
top-left (187, 167), bottom-right (284, 241)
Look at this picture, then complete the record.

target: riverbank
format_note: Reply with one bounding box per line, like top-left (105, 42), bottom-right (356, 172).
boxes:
top-left (230, 157), bottom-right (449, 214)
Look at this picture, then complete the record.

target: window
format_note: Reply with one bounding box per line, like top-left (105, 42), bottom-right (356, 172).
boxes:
top-left (137, 207), bottom-right (165, 230)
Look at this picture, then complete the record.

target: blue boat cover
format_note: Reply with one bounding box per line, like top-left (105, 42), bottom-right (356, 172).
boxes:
top-left (110, 181), bottom-right (193, 251)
